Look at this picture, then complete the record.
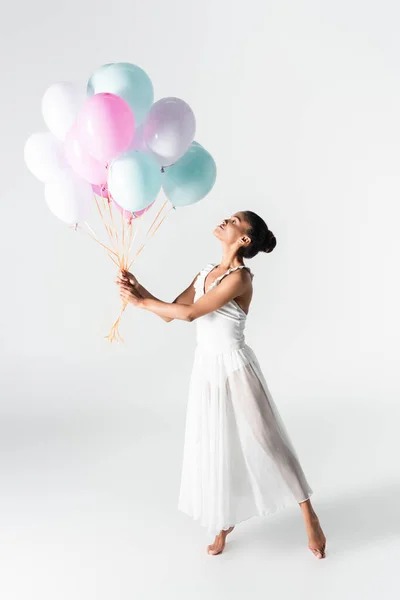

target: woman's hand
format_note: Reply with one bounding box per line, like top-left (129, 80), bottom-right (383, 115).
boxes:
top-left (118, 269), bottom-right (140, 289)
top-left (115, 271), bottom-right (143, 307)
top-left (118, 280), bottom-right (143, 307)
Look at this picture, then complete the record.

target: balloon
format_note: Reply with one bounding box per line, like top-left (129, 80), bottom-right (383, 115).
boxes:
top-left (108, 151), bottom-right (162, 212)
top-left (87, 62), bottom-right (154, 126)
top-left (92, 182), bottom-right (109, 197)
top-left (113, 199), bottom-right (156, 221)
top-left (143, 97), bottom-right (196, 167)
top-left (127, 124), bottom-right (148, 152)
top-left (162, 142), bottom-right (217, 207)
top-left (24, 132), bottom-right (68, 182)
top-left (44, 168), bottom-right (92, 224)
top-left (134, 199), bottom-right (155, 218)
top-left (93, 183), bottom-right (155, 219)
top-left (42, 82), bottom-right (86, 141)
top-left (112, 199), bottom-right (134, 223)
top-left (77, 93), bottom-right (135, 163)
top-left (64, 124), bottom-right (107, 185)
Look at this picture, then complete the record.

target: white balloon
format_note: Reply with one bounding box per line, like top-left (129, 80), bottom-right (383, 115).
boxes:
top-left (42, 82), bottom-right (86, 141)
top-left (44, 169), bottom-right (92, 224)
top-left (24, 132), bottom-right (67, 182)
top-left (143, 97), bottom-right (196, 167)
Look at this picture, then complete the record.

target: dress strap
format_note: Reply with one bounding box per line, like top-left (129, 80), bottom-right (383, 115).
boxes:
top-left (209, 265), bottom-right (253, 290)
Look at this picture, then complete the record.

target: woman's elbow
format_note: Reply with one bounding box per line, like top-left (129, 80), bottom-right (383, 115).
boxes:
top-left (185, 309), bottom-right (197, 322)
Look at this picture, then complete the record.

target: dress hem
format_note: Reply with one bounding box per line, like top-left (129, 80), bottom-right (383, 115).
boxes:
top-left (177, 490), bottom-right (314, 536)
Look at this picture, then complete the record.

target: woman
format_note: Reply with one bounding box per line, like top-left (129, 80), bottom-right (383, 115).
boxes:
top-left (117, 211), bottom-right (326, 559)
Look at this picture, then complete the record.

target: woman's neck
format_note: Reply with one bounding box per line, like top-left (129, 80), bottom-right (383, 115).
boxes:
top-left (218, 250), bottom-right (244, 271)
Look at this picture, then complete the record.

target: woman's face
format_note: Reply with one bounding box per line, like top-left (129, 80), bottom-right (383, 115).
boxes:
top-left (213, 212), bottom-right (251, 248)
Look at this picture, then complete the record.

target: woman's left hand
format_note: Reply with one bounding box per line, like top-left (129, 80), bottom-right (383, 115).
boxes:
top-left (118, 280), bottom-right (143, 307)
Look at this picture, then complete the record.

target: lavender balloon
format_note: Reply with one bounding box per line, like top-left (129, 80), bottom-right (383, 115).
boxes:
top-left (143, 97), bottom-right (196, 168)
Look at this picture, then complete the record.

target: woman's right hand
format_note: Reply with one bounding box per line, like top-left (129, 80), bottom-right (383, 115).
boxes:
top-left (116, 269), bottom-right (140, 289)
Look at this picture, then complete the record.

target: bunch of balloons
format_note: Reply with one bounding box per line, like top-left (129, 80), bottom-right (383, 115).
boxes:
top-left (24, 62), bottom-right (217, 225)
top-left (24, 62), bottom-right (217, 342)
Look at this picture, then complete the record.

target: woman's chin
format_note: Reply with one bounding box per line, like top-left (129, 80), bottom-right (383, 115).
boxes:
top-left (213, 227), bottom-right (224, 239)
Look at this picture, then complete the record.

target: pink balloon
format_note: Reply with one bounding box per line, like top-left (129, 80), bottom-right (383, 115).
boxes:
top-left (112, 198), bottom-right (155, 223)
top-left (92, 182), bottom-right (109, 197)
top-left (65, 124), bottom-right (107, 185)
top-left (77, 93), bottom-right (135, 163)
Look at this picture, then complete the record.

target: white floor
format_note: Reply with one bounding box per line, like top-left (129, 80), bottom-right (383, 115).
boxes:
top-left (0, 371), bottom-right (399, 600)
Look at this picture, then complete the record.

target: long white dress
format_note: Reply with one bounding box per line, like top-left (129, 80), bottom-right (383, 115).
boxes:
top-left (178, 263), bottom-right (313, 536)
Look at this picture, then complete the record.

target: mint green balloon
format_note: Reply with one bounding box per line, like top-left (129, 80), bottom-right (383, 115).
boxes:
top-left (87, 62), bottom-right (154, 125)
top-left (108, 151), bottom-right (162, 212)
top-left (162, 142), bottom-right (217, 207)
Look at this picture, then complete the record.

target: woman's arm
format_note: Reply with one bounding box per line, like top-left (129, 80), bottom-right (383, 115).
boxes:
top-left (119, 269), bottom-right (250, 322)
top-left (163, 271), bottom-right (200, 322)
top-left (117, 270), bottom-right (200, 323)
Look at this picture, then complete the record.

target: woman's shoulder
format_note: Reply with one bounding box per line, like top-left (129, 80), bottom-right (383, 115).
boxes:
top-left (244, 266), bottom-right (254, 280)
top-left (235, 265), bottom-right (254, 281)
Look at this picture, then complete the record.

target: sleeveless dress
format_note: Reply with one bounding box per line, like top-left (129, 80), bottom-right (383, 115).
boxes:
top-left (177, 263), bottom-right (313, 536)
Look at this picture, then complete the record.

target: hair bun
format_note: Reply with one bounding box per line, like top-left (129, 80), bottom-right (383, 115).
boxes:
top-left (261, 229), bottom-right (276, 253)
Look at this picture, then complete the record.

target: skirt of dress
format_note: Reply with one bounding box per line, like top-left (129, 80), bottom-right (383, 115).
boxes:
top-left (177, 343), bottom-right (313, 536)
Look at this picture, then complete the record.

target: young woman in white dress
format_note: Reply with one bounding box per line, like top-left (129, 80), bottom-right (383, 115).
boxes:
top-left (117, 211), bottom-right (326, 559)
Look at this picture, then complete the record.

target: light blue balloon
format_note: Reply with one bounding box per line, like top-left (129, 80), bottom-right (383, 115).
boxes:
top-left (108, 151), bottom-right (162, 212)
top-left (162, 142), bottom-right (217, 207)
top-left (87, 62), bottom-right (154, 126)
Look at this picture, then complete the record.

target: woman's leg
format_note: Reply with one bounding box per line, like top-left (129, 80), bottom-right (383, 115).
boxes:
top-left (299, 498), bottom-right (326, 559)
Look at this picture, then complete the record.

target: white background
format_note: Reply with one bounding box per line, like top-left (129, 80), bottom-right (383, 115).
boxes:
top-left (1, 0), bottom-right (399, 598)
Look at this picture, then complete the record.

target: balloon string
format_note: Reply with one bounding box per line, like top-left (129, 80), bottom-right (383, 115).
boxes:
top-left (128, 201), bottom-right (173, 269)
top-left (75, 194), bottom-right (173, 343)
top-left (94, 190), bottom-right (128, 341)
top-left (83, 221), bottom-right (97, 238)
top-left (107, 199), bottom-right (173, 342)
top-left (99, 187), bottom-right (119, 247)
top-left (121, 208), bottom-right (126, 269)
top-left (73, 224), bottom-right (120, 267)
top-left (127, 216), bottom-right (141, 257)
top-left (94, 193), bottom-right (118, 253)
top-left (101, 195), bottom-right (115, 243)
top-left (105, 301), bottom-right (128, 343)
top-left (146, 198), bottom-right (168, 236)
top-left (124, 220), bottom-right (133, 268)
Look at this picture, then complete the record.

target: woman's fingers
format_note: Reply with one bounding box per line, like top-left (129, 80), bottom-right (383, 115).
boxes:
top-left (121, 269), bottom-right (137, 284)
top-left (116, 273), bottom-right (131, 285)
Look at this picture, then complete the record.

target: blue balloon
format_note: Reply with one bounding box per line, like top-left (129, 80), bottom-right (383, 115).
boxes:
top-left (108, 151), bottom-right (162, 212)
top-left (87, 62), bottom-right (154, 126)
top-left (162, 142), bottom-right (217, 207)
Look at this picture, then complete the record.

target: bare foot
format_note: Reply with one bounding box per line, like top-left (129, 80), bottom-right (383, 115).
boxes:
top-left (306, 515), bottom-right (326, 559)
top-left (207, 526), bottom-right (235, 555)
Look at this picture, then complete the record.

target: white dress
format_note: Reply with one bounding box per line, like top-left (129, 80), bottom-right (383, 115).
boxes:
top-left (178, 263), bottom-right (313, 536)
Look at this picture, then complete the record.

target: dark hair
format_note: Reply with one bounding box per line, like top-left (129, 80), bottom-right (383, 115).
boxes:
top-left (238, 211), bottom-right (277, 259)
